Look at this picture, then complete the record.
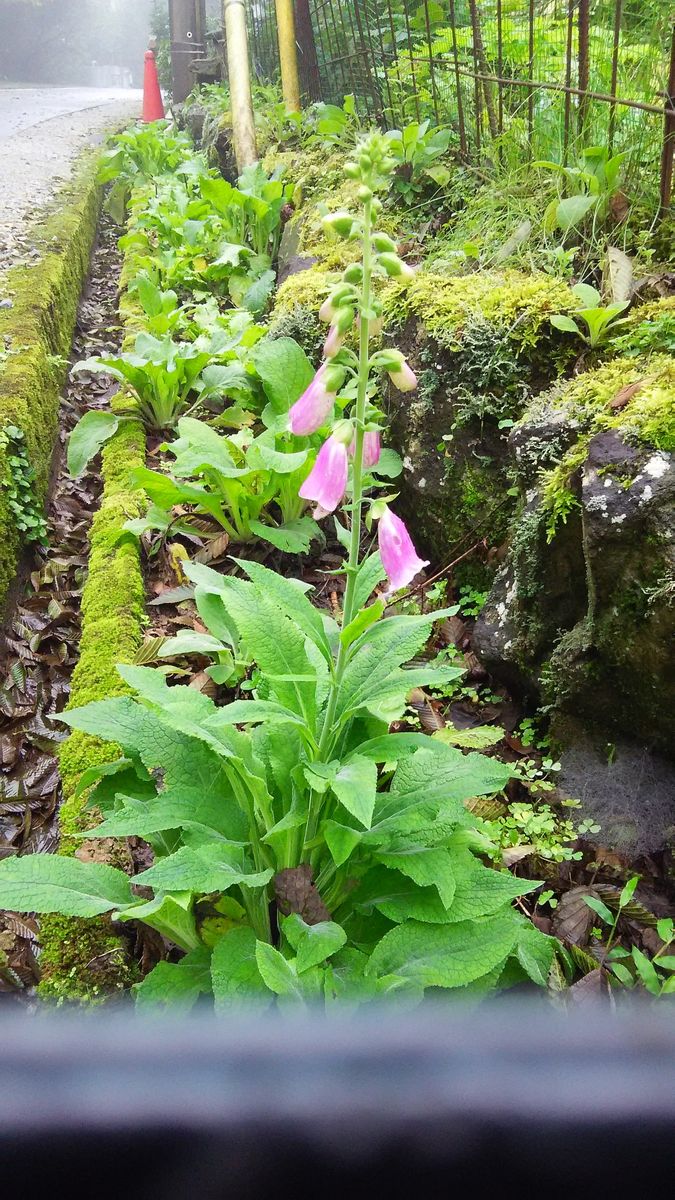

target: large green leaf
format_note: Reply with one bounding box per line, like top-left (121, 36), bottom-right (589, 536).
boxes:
top-left (249, 516), bottom-right (319, 554)
top-left (67, 410), bottom-right (119, 478)
top-left (211, 927), bottom-right (271, 1011)
top-left (136, 843), bottom-right (273, 895)
top-left (234, 558), bottom-right (334, 663)
top-left (133, 945), bottom-right (213, 1010)
top-left (283, 914), bottom-right (347, 974)
top-left (378, 846), bottom-right (456, 908)
top-left (252, 336), bottom-right (314, 412)
top-left (0, 854), bottom-right (133, 917)
top-left (331, 755), bottom-right (378, 829)
top-left (370, 748), bottom-right (511, 834)
top-left (366, 910), bottom-right (520, 989)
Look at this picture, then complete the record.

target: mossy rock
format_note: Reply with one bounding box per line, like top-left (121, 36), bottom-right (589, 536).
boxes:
top-left (382, 268), bottom-right (577, 571)
top-left (474, 348), bottom-right (675, 756)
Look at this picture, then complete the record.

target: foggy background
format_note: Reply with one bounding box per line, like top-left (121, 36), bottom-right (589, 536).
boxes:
top-left (0, 0), bottom-right (162, 88)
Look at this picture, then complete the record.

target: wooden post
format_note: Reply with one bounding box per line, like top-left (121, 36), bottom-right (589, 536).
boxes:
top-left (223, 0), bottom-right (258, 170)
top-left (169, 0), bottom-right (206, 104)
top-left (274, 0), bottom-right (301, 111)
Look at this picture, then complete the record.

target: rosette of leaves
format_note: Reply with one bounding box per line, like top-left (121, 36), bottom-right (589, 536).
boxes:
top-left (0, 557), bottom-right (554, 1008)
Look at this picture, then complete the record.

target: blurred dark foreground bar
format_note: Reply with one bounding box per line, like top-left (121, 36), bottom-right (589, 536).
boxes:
top-left (0, 1003), bottom-right (674, 1199)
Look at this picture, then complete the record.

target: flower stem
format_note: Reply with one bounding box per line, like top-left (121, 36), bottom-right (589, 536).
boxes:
top-left (302, 197), bottom-right (373, 850)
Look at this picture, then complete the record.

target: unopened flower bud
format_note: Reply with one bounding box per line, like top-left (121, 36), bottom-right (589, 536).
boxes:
top-left (372, 232), bottom-right (397, 253)
top-left (334, 306), bottom-right (355, 335)
top-left (343, 264), bottom-right (363, 284)
top-left (318, 284), bottom-right (354, 323)
top-left (344, 160), bottom-right (359, 179)
top-left (324, 325), bottom-right (345, 358)
top-left (388, 360), bottom-right (417, 392)
top-left (378, 252), bottom-right (406, 278)
top-left (323, 211), bottom-right (355, 238)
top-left (332, 419), bottom-right (354, 446)
top-left (358, 185), bottom-right (373, 202)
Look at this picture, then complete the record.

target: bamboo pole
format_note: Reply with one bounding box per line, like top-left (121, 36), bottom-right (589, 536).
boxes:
top-left (274, 0), bottom-right (301, 111)
top-left (222, 0), bottom-right (257, 170)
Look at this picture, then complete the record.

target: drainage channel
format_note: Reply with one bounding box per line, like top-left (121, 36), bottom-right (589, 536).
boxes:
top-left (0, 209), bottom-right (123, 996)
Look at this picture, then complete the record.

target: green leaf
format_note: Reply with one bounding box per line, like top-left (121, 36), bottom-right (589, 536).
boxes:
top-left (583, 895), bottom-right (615, 925)
top-left (136, 843), bottom-right (273, 895)
top-left (366, 910), bottom-right (520, 989)
top-left (619, 875), bottom-right (639, 908)
top-left (233, 557), bottom-right (334, 663)
top-left (556, 194), bottom-right (597, 230)
top-left (283, 914), bottom-right (347, 973)
top-left (252, 336), bottom-right (315, 412)
top-left (515, 922), bottom-right (556, 987)
top-left (323, 820), bottom-right (362, 867)
top-left (331, 755), bottom-right (378, 829)
top-left (0, 854), bottom-right (133, 916)
top-left (114, 892), bottom-right (200, 951)
top-left (67, 410), bottom-right (119, 477)
top-left (371, 748), bottom-right (511, 835)
top-left (208, 699), bottom-right (308, 730)
top-left (249, 516), bottom-right (319, 554)
top-left (254, 942), bottom-right (305, 999)
top-left (632, 946), bottom-right (662, 996)
top-left (133, 945), bottom-right (212, 1010)
top-left (159, 631), bottom-right (226, 657)
top-left (550, 314), bottom-right (582, 336)
top-left (378, 846), bottom-right (456, 908)
top-left (432, 725), bottom-right (504, 750)
top-left (352, 552), bottom-right (386, 612)
top-left (211, 927), bottom-right (271, 1011)
top-left (340, 600), bottom-right (385, 649)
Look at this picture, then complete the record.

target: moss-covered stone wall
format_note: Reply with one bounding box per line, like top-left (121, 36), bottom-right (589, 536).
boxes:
top-left (0, 157), bottom-right (102, 615)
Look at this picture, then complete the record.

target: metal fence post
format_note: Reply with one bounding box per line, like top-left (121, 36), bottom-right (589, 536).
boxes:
top-left (659, 21), bottom-right (675, 218)
top-left (274, 0), bottom-right (301, 110)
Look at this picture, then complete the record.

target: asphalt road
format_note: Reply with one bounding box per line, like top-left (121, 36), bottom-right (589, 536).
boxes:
top-left (0, 86), bottom-right (142, 270)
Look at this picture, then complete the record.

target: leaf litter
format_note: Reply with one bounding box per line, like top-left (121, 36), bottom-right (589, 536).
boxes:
top-left (0, 210), bottom-right (125, 998)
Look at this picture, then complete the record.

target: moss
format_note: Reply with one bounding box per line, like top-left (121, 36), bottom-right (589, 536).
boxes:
top-left (0, 155), bottom-right (101, 615)
top-left (38, 198), bottom-right (148, 1004)
top-left (384, 268), bottom-right (576, 352)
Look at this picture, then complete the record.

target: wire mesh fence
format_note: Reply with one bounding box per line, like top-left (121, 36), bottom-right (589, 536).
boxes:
top-left (246, 0), bottom-right (675, 213)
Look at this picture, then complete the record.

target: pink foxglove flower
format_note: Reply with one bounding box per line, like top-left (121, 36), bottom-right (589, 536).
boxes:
top-left (299, 433), bottom-right (348, 518)
top-left (288, 366), bottom-right (336, 436)
top-left (350, 429), bottom-right (381, 469)
top-left (324, 324), bottom-right (345, 358)
top-left (388, 360), bottom-right (417, 392)
top-left (378, 506), bottom-right (429, 594)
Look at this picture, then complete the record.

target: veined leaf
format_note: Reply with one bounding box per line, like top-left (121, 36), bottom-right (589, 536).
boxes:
top-left (133, 945), bottom-right (212, 1010)
top-left (0, 855), bottom-right (133, 917)
top-left (67, 410), bottom-right (119, 478)
top-left (378, 846), bottom-right (456, 908)
top-left (211, 927), bottom-right (271, 1011)
top-left (252, 336), bottom-right (315, 412)
top-left (283, 914), bottom-right (347, 974)
top-left (366, 911), bottom-right (520, 989)
top-left (331, 755), bottom-right (378, 829)
top-left (137, 842), bottom-right (273, 895)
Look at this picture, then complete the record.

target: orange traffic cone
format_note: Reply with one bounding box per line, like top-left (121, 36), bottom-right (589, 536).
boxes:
top-left (143, 49), bottom-right (165, 123)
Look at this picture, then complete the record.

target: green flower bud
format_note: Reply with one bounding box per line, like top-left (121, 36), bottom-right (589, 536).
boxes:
top-left (322, 211), bottom-right (355, 238)
top-left (334, 305), bottom-right (356, 335)
top-left (332, 418), bottom-right (354, 446)
top-left (323, 363), bottom-right (347, 392)
top-left (358, 185), bottom-right (373, 202)
top-left (344, 160), bottom-right (359, 179)
top-left (343, 263), bottom-right (363, 284)
top-left (378, 252), bottom-right (406, 277)
top-left (372, 232), bottom-right (397, 253)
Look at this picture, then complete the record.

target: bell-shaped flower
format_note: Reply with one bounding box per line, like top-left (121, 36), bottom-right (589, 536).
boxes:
top-left (388, 359), bottom-right (417, 392)
top-left (288, 366), bottom-right (336, 436)
top-left (377, 505), bottom-right (429, 594)
top-left (324, 324), bottom-right (345, 358)
top-left (299, 432), bottom-right (349, 519)
top-left (350, 429), bottom-right (381, 469)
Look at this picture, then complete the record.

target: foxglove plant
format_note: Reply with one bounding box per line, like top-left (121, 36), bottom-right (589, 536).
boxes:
top-left (0, 133), bottom-right (555, 1008)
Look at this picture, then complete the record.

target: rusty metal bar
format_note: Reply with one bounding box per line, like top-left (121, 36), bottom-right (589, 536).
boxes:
top-left (448, 0), bottom-right (467, 156)
top-left (402, 0), bottom-right (421, 121)
top-left (578, 0), bottom-right (590, 135)
top-left (659, 21), bottom-right (675, 217)
top-left (528, 0), bottom-right (535, 146)
top-left (422, 0), bottom-right (440, 124)
top-left (373, 0), bottom-right (395, 122)
top-left (404, 58), bottom-right (667, 118)
top-left (563, 0), bottom-right (574, 159)
top-left (497, 0), bottom-right (504, 135)
top-left (607, 0), bottom-right (623, 152)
